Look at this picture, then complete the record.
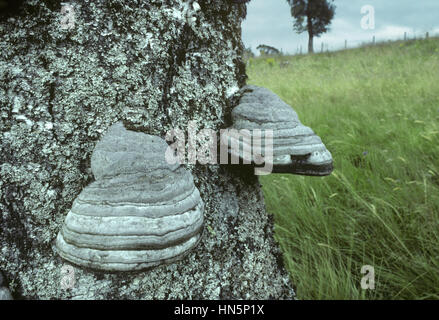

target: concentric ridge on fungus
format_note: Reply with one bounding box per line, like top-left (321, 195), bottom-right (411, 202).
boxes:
top-left (222, 85), bottom-right (333, 176)
top-left (55, 122), bottom-right (204, 271)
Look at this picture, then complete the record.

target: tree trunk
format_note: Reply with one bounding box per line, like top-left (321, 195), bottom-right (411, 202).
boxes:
top-left (307, 16), bottom-right (314, 54)
top-left (308, 33), bottom-right (314, 54)
top-left (0, 0), bottom-right (295, 299)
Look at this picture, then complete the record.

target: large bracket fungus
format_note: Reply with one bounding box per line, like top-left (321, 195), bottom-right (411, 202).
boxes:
top-left (221, 85), bottom-right (333, 176)
top-left (56, 122), bottom-right (204, 271)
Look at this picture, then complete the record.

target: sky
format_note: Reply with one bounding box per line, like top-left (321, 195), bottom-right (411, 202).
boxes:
top-left (242, 0), bottom-right (439, 55)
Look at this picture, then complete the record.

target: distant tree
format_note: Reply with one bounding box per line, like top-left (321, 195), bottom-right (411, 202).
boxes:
top-left (243, 46), bottom-right (255, 59)
top-left (286, 0), bottom-right (336, 53)
top-left (256, 44), bottom-right (281, 56)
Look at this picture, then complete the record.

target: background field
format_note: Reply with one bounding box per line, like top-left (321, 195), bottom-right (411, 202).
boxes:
top-left (246, 38), bottom-right (439, 299)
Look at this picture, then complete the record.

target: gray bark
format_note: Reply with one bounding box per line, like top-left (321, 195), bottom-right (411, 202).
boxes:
top-left (0, 0), bottom-right (295, 299)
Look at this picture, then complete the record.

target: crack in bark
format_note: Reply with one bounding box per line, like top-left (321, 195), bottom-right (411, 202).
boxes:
top-left (47, 81), bottom-right (60, 143)
top-left (160, 24), bottom-right (193, 132)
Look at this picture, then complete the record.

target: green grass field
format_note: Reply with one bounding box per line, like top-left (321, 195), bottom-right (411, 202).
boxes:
top-left (247, 38), bottom-right (439, 299)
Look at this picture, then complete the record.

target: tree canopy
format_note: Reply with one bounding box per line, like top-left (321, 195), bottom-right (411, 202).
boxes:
top-left (286, 0), bottom-right (336, 53)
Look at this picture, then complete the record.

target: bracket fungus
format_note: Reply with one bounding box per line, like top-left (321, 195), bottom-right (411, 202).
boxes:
top-left (0, 272), bottom-right (12, 300)
top-left (55, 122), bottom-right (204, 271)
top-left (221, 85), bottom-right (333, 176)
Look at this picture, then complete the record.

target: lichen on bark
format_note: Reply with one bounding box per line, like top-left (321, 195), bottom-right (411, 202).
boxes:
top-left (0, 0), bottom-right (295, 299)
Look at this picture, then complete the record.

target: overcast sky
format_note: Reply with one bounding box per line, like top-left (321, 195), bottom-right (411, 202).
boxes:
top-left (242, 0), bottom-right (439, 54)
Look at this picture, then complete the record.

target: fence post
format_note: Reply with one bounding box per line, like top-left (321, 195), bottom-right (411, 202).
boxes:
top-left (426, 32), bottom-right (429, 39)
top-left (345, 39), bottom-right (347, 49)
top-left (321, 42), bottom-right (324, 53)
top-left (404, 32), bottom-right (407, 41)
top-left (372, 35), bottom-right (376, 45)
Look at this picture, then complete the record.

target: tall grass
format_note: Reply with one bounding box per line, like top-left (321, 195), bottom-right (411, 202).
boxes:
top-left (247, 38), bottom-right (439, 299)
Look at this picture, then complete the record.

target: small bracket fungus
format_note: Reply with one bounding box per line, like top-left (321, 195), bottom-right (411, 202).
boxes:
top-left (221, 85), bottom-right (333, 176)
top-left (56, 122), bottom-right (204, 271)
top-left (0, 272), bottom-right (12, 300)
top-left (0, 287), bottom-right (12, 300)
